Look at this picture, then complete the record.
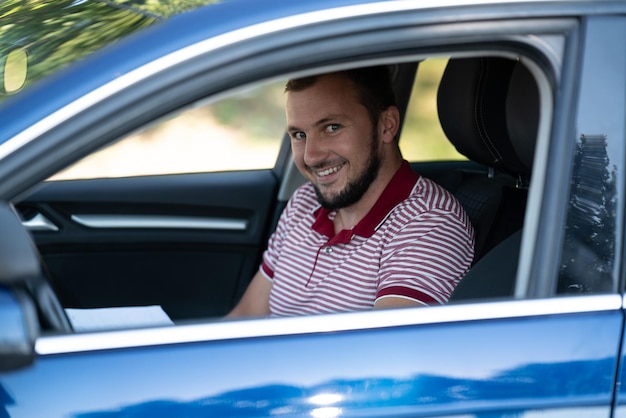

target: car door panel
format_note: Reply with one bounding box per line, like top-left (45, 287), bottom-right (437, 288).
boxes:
top-left (16, 170), bottom-right (279, 320)
top-left (2, 298), bottom-right (621, 417)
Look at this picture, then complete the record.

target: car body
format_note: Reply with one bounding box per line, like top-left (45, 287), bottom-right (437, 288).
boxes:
top-left (1, 0), bottom-right (626, 416)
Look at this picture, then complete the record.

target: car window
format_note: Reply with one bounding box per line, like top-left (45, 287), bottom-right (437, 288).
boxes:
top-left (399, 58), bottom-right (465, 162)
top-left (557, 18), bottom-right (626, 295)
top-left (52, 56), bottom-right (461, 182)
top-left (50, 80), bottom-right (287, 180)
top-left (558, 134), bottom-right (618, 294)
top-left (38, 55), bottom-right (545, 330)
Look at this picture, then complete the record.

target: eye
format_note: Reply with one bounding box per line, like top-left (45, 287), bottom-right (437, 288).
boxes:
top-left (325, 124), bottom-right (340, 133)
top-left (291, 131), bottom-right (306, 140)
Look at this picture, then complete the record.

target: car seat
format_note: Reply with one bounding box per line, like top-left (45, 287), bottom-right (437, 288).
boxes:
top-left (436, 57), bottom-right (539, 301)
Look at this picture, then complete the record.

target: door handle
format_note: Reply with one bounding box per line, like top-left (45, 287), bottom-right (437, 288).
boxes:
top-left (22, 212), bottom-right (59, 232)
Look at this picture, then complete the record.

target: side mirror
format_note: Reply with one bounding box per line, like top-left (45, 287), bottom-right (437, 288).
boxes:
top-left (0, 286), bottom-right (37, 371)
top-left (0, 203), bottom-right (45, 371)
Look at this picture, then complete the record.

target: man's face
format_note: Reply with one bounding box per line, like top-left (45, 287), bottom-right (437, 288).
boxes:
top-left (286, 74), bottom-right (381, 210)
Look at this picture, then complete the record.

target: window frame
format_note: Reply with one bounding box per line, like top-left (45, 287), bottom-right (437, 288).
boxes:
top-left (2, 5), bottom-right (587, 334)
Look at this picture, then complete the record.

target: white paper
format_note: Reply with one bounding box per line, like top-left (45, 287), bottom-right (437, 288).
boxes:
top-left (65, 305), bottom-right (174, 332)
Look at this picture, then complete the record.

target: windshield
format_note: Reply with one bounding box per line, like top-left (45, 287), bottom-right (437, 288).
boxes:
top-left (0, 0), bottom-right (217, 102)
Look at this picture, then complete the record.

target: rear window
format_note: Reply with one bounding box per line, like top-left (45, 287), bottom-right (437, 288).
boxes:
top-left (399, 58), bottom-right (465, 162)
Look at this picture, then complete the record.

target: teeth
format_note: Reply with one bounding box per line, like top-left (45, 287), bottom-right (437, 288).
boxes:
top-left (317, 165), bottom-right (341, 177)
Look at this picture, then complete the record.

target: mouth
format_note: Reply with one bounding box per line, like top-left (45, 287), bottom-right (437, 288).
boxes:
top-left (312, 162), bottom-right (346, 180)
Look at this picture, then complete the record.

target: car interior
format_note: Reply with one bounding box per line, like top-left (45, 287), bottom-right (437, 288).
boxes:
top-left (8, 52), bottom-right (545, 333)
top-left (276, 55), bottom-right (540, 303)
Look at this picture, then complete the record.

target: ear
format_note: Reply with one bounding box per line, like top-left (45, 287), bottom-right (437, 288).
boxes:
top-left (379, 106), bottom-right (400, 144)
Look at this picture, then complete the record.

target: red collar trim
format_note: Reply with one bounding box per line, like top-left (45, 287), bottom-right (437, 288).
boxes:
top-left (311, 160), bottom-right (419, 244)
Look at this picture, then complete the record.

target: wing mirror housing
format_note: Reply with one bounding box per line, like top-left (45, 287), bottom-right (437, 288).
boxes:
top-left (0, 286), bottom-right (37, 371)
top-left (0, 203), bottom-right (42, 371)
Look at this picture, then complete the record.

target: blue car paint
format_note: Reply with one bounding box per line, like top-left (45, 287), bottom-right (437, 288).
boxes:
top-left (1, 310), bottom-right (621, 417)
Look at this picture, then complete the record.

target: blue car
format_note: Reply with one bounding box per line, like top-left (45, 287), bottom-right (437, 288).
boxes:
top-left (1, 0), bottom-right (626, 416)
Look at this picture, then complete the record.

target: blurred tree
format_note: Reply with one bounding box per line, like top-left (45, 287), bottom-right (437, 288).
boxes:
top-left (0, 0), bottom-right (217, 100)
top-left (116, 0), bottom-right (219, 17)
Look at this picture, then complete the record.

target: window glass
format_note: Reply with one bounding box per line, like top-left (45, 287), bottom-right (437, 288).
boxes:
top-left (559, 135), bottom-right (618, 293)
top-left (557, 18), bottom-right (625, 294)
top-left (399, 58), bottom-right (465, 162)
top-left (50, 80), bottom-right (287, 180)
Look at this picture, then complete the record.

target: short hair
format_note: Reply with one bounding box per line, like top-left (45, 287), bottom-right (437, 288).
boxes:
top-left (285, 66), bottom-right (397, 127)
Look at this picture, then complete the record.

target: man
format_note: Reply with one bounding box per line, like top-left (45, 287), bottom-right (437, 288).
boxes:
top-left (228, 66), bottom-right (474, 317)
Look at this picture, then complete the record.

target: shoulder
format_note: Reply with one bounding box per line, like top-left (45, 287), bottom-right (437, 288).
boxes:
top-left (414, 176), bottom-right (457, 204)
top-left (396, 175), bottom-right (463, 215)
top-left (385, 175), bottom-right (472, 236)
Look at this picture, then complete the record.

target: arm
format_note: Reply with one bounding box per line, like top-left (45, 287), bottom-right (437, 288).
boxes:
top-left (225, 188), bottom-right (301, 319)
top-left (374, 296), bottom-right (425, 309)
top-left (376, 210), bottom-right (475, 307)
top-left (226, 270), bottom-right (273, 318)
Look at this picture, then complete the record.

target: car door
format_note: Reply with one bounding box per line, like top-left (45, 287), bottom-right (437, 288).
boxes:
top-left (14, 86), bottom-right (288, 321)
top-left (1, 2), bottom-right (625, 418)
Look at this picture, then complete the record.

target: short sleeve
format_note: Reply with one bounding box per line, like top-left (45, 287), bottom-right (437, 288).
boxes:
top-left (376, 209), bottom-right (475, 305)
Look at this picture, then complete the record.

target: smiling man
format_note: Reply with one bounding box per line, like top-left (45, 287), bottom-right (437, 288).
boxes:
top-left (227, 66), bottom-right (475, 317)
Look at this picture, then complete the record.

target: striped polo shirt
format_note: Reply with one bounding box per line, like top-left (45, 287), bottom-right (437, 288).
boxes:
top-left (261, 160), bottom-right (475, 317)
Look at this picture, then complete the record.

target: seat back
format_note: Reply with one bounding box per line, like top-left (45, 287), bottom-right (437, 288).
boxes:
top-left (436, 57), bottom-right (540, 301)
top-left (436, 57), bottom-right (535, 263)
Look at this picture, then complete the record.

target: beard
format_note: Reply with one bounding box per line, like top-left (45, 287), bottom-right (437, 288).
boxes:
top-left (313, 131), bottom-right (381, 211)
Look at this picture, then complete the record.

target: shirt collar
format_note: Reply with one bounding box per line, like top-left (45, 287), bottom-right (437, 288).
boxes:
top-left (312, 160), bottom-right (419, 243)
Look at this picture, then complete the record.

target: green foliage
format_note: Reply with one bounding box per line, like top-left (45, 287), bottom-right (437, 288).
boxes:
top-left (399, 58), bottom-right (464, 161)
top-left (115, 0), bottom-right (220, 17)
top-left (211, 81), bottom-right (287, 143)
top-left (0, 0), bottom-right (218, 100)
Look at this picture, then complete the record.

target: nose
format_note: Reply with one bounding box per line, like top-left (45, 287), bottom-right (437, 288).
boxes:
top-left (303, 136), bottom-right (327, 167)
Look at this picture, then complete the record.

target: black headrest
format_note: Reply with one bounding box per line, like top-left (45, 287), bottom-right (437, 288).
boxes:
top-left (437, 57), bottom-right (539, 178)
top-left (506, 62), bottom-right (539, 172)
